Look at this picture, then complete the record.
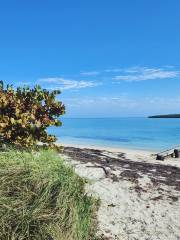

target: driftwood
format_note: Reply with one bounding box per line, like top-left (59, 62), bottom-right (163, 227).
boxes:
top-left (156, 147), bottom-right (180, 161)
top-left (86, 165), bottom-right (111, 177)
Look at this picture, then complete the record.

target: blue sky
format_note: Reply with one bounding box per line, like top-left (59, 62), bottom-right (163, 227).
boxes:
top-left (0, 0), bottom-right (180, 117)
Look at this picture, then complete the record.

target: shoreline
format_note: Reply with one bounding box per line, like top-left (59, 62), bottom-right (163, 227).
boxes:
top-left (59, 141), bottom-right (157, 154)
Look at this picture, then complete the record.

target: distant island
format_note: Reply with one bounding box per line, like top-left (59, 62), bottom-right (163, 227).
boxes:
top-left (148, 114), bottom-right (180, 118)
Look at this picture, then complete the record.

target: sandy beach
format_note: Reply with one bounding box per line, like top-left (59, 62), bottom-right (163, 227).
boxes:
top-left (60, 143), bottom-right (180, 240)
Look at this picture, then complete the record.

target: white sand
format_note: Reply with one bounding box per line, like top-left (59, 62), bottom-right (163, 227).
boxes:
top-left (61, 144), bottom-right (180, 240)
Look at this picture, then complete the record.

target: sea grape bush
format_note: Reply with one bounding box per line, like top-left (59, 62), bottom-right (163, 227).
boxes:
top-left (0, 81), bottom-right (65, 147)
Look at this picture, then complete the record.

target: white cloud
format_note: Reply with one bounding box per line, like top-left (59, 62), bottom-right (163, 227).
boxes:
top-left (104, 68), bottom-right (123, 73)
top-left (38, 77), bottom-right (101, 90)
top-left (15, 81), bottom-right (32, 87)
top-left (63, 95), bottom-right (180, 116)
top-left (63, 96), bottom-right (139, 108)
top-left (80, 71), bottom-right (100, 76)
top-left (113, 67), bottom-right (180, 82)
top-left (63, 95), bottom-right (180, 108)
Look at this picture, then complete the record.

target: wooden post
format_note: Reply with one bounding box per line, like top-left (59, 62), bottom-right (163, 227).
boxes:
top-left (156, 154), bottom-right (164, 161)
top-left (174, 149), bottom-right (180, 158)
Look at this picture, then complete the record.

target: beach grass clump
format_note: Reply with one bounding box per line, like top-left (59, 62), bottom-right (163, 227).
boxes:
top-left (0, 148), bottom-right (98, 240)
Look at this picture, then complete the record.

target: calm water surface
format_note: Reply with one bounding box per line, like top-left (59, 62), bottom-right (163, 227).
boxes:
top-left (49, 118), bottom-right (180, 151)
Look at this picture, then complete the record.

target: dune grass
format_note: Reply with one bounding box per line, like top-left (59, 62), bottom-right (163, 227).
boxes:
top-left (0, 148), bottom-right (99, 240)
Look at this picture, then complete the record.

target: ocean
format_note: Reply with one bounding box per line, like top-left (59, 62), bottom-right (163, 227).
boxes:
top-left (49, 117), bottom-right (180, 151)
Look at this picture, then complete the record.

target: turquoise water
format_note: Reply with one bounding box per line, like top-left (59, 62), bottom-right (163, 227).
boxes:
top-left (49, 118), bottom-right (180, 151)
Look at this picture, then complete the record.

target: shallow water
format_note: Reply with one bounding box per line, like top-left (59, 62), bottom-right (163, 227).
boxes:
top-left (49, 117), bottom-right (180, 151)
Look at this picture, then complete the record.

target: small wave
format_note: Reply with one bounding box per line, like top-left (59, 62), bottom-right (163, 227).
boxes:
top-left (69, 135), bottom-right (131, 143)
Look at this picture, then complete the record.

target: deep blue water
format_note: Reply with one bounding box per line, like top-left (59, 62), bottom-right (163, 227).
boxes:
top-left (49, 118), bottom-right (180, 151)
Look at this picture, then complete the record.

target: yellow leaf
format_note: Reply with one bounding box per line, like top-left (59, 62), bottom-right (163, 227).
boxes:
top-left (10, 118), bottom-right (15, 124)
